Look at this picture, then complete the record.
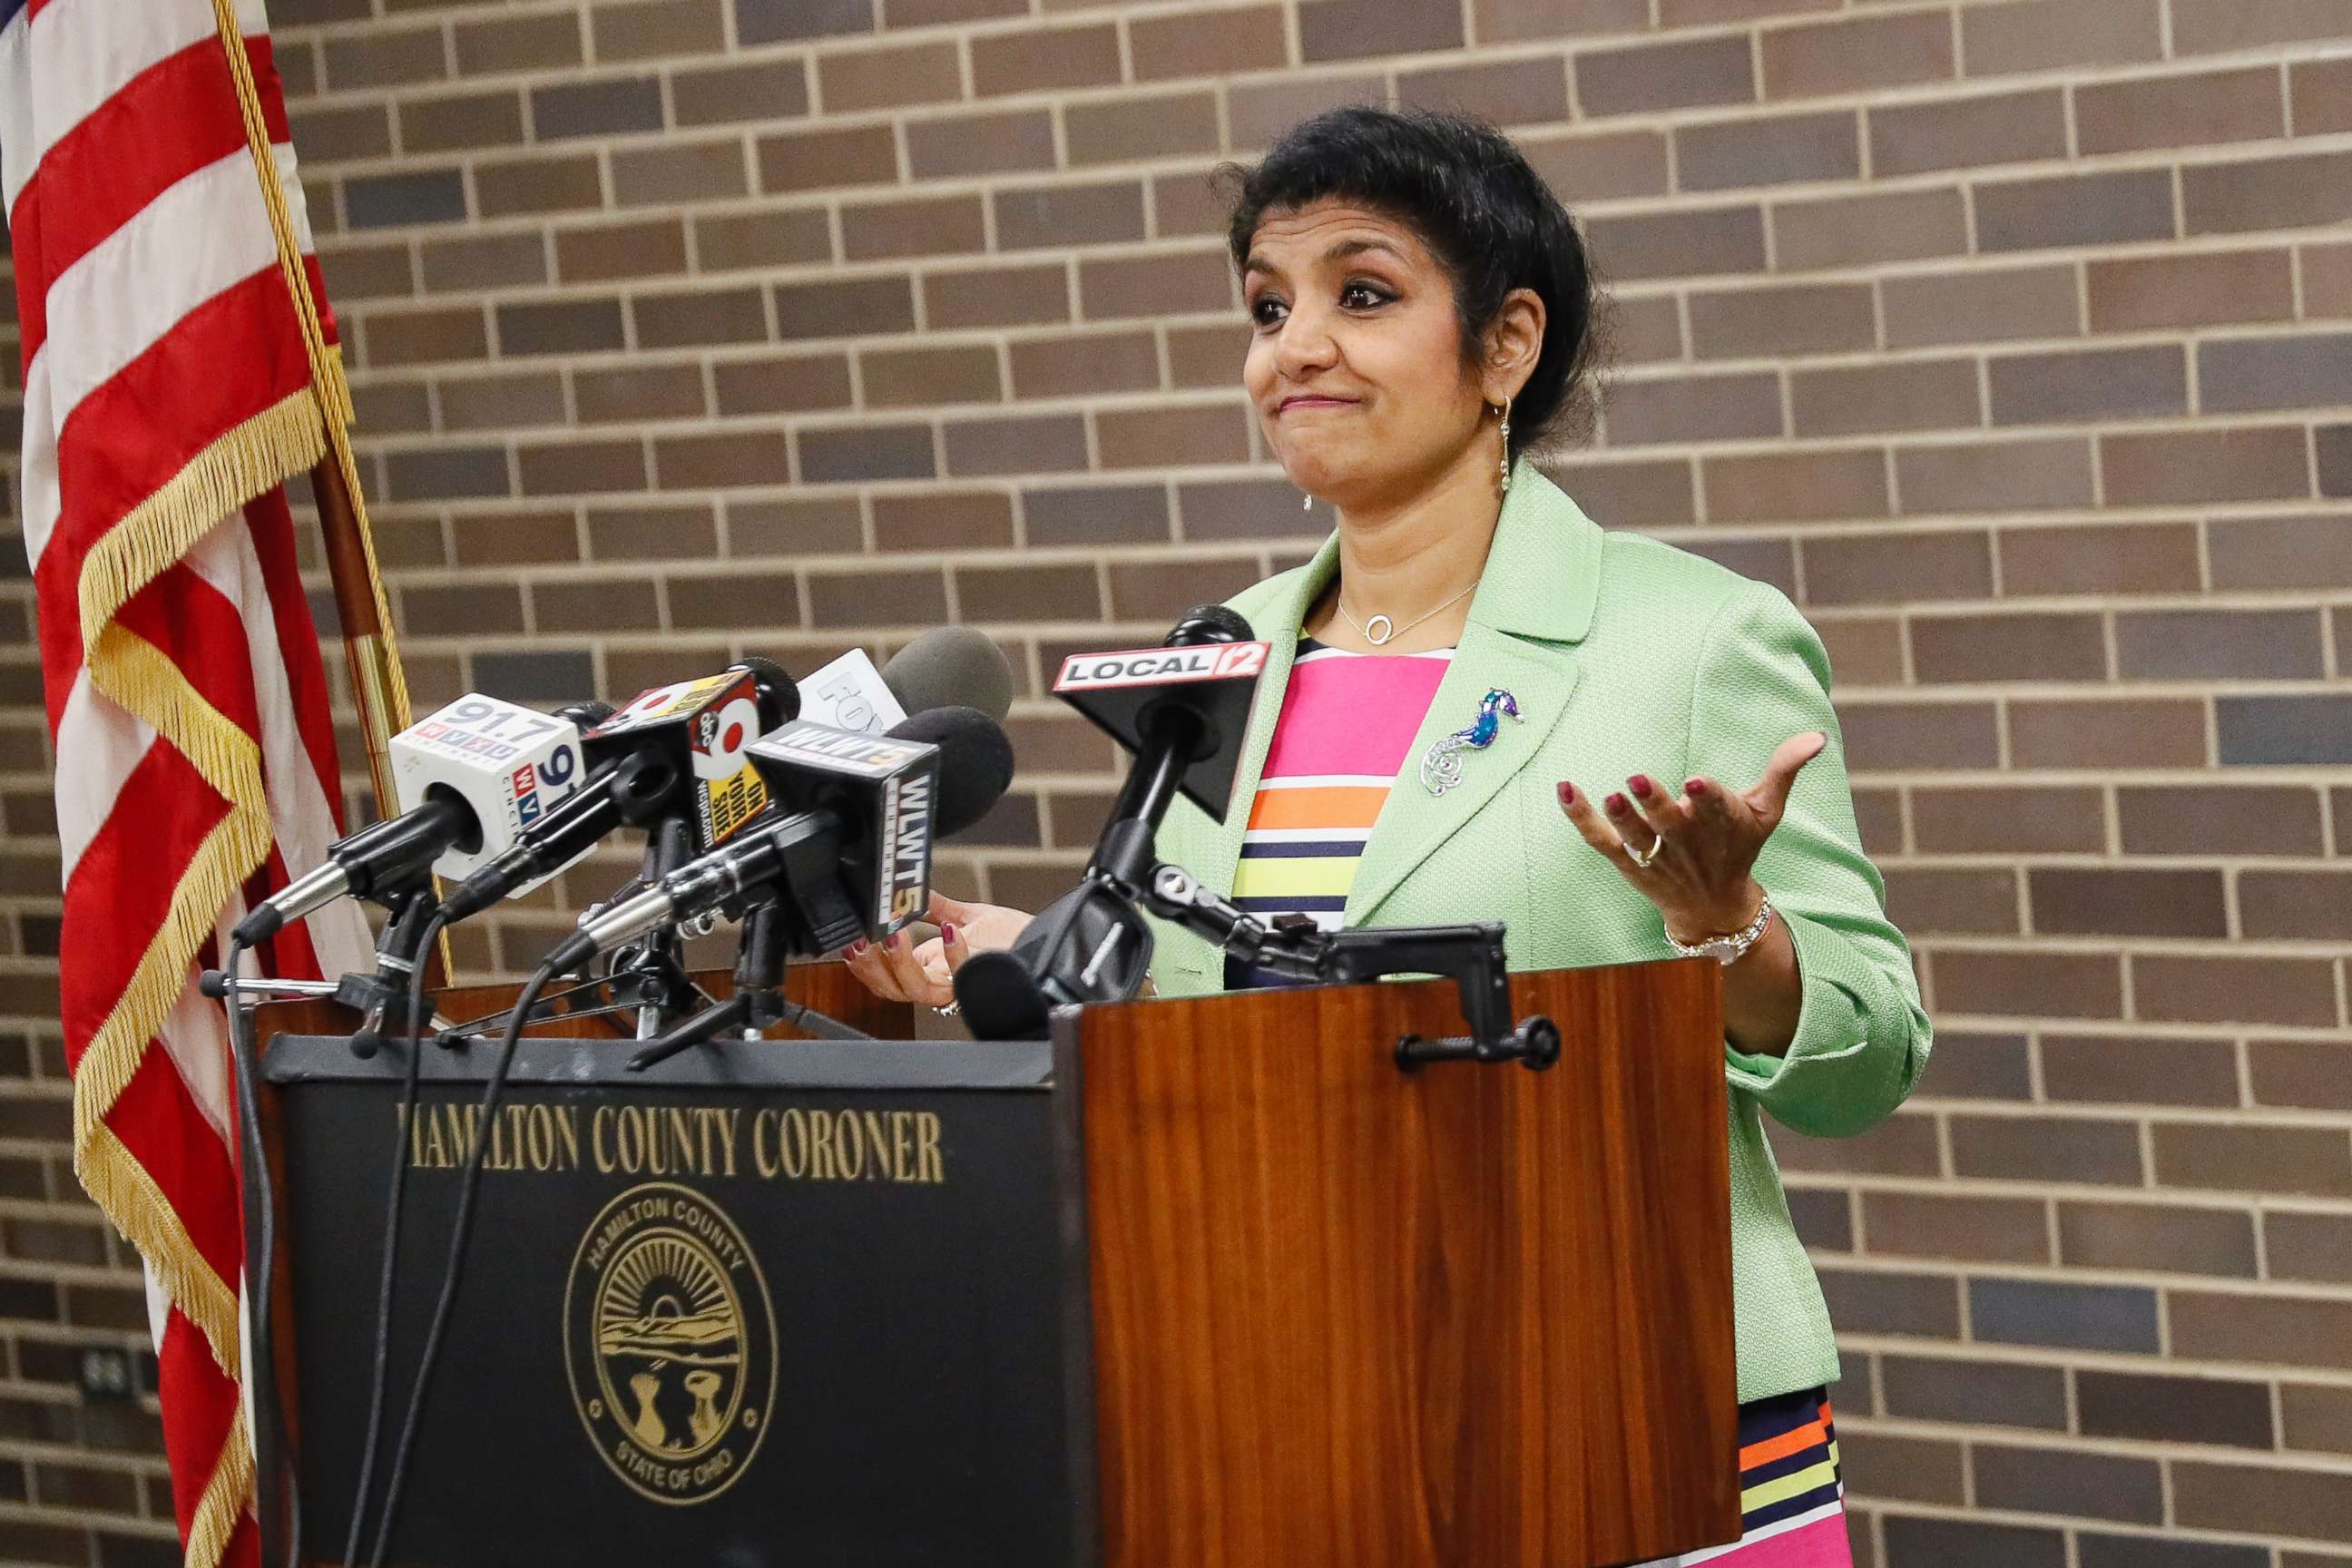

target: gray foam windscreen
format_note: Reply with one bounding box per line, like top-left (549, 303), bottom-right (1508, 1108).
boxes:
top-left (881, 625), bottom-right (1016, 723)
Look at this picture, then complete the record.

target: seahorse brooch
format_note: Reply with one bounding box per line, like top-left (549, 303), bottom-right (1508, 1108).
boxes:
top-left (1419, 688), bottom-right (1521, 798)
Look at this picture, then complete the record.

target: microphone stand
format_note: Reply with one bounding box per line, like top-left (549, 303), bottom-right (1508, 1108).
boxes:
top-left (199, 885), bottom-right (446, 1061)
top-left (626, 899), bottom-right (872, 1073)
top-left (951, 702), bottom-right (1195, 1035)
top-left (349, 889), bottom-right (443, 1059)
top-left (607, 813), bottom-right (706, 1038)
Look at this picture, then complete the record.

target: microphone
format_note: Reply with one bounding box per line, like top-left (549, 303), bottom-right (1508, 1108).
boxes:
top-left (797, 625), bottom-right (1018, 734)
top-left (956, 605), bottom-right (1267, 1038)
top-left (546, 706), bottom-right (1014, 972)
top-left (230, 694), bottom-right (587, 946)
top-left (587, 658), bottom-right (801, 848)
top-left (1054, 603), bottom-right (1263, 845)
top-left (882, 624), bottom-right (1015, 722)
top-left (796, 650), bottom-right (906, 735)
top-left (552, 698), bottom-right (617, 731)
top-left (437, 659), bottom-right (799, 924)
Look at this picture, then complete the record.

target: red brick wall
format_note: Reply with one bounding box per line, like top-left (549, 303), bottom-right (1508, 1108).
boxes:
top-left (4, 0), bottom-right (2350, 1562)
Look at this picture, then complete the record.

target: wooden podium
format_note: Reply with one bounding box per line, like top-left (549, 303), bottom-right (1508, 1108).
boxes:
top-left (250, 958), bottom-right (1738, 1567)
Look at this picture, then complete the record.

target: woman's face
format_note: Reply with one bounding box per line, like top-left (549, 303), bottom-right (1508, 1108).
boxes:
top-left (1241, 200), bottom-right (1488, 511)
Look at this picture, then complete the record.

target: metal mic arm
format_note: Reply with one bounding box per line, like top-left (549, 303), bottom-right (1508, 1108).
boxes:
top-left (200, 887), bottom-right (449, 1061)
top-left (610, 814), bottom-right (703, 1038)
top-left (200, 975), bottom-right (342, 1002)
top-left (1140, 862), bottom-right (1558, 1072)
top-left (347, 889), bottom-right (446, 1059)
top-left (1137, 862), bottom-right (1319, 980)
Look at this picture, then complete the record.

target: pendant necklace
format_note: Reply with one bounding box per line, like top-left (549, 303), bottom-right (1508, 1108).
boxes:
top-left (1334, 579), bottom-right (1477, 647)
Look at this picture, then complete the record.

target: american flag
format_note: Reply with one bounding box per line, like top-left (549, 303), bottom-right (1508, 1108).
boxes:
top-left (3, 1), bottom-right (374, 1563)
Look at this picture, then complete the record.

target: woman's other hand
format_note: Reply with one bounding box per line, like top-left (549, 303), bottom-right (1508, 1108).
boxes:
top-left (1556, 729), bottom-right (1828, 945)
top-left (839, 891), bottom-right (1034, 1008)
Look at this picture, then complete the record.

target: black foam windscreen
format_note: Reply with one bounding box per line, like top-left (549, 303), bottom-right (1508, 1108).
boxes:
top-left (733, 654), bottom-right (803, 728)
top-left (552, 698), bottom-right (617, 730)
top-left (885, 705), bottom-right (1014, 838)
top-left (881, 625), bottom-right (1016, 722)
top-left (1168, 603), bottom-right (1252, 646)
top-left (954, 880), bottom-right (1150, 1039)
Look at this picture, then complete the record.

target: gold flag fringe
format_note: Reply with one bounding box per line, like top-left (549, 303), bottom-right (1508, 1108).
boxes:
top-left (57, 13), bottom-right (424, 1568)
top-left (186, 1405), bottom-right (257, 1568)
top-left (71, 622), bottom-right (275, 1377)
top-left (79, 1123), bottom-right (245, 1379)
top-left (76, 389), bottom-right (323, 652)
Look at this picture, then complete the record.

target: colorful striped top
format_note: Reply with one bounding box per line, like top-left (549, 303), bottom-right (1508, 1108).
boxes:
top-left (1227, 637), bottom-right (1452, 988)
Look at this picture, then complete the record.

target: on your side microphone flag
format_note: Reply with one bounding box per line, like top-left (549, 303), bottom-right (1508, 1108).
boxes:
top-left (2, 3), bottom-right (373, 1564)
top-left (589, 668), bottom-right (773, 849)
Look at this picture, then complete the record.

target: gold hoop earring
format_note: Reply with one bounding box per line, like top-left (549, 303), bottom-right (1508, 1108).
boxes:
top-left (1494, 395), bottom-right (1513, 495)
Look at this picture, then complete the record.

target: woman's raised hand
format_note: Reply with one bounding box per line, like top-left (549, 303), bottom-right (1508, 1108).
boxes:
top-left (1557, 730), bottom-right (1828, 945)
top-left (839, 890), bottom-right (1034, 1009)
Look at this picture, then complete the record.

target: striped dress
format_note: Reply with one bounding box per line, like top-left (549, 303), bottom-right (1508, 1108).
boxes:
top-left (1230, 638), bottom-right (1853, 1566)
top-left (1228, 637), bottom-right (1453, 974)
top-left (1634, 1391), bottom-right (1848, 1566)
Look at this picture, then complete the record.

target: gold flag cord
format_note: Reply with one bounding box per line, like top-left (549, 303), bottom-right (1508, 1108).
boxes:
top-left (210, 0), bottom-right (416, 780)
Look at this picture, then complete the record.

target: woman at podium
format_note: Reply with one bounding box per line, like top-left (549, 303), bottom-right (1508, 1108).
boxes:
top-left (848, 105), bottom-right (1930, 1566)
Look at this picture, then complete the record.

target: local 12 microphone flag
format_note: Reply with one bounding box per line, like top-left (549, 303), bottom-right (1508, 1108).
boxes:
top-left (3, 1), bottom-right (376, 1564)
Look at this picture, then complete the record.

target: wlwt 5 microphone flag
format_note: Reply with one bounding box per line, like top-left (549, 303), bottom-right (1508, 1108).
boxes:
top-left (3, 4), bottom-right (385, 1565)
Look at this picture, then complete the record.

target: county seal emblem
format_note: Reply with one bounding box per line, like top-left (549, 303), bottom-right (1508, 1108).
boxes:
top-left (564, 1181), bottom-right (777, 1504)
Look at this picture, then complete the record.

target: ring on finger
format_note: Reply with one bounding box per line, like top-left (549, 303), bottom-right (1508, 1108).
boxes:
top-left (1626, 832), bottom-right (1662, 869)
top-left (932, 1000), bottom-right (962, 1018)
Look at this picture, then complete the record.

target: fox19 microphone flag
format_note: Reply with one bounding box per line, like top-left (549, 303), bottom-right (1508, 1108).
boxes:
top-left (2, 1), bottom-right (375, 1563)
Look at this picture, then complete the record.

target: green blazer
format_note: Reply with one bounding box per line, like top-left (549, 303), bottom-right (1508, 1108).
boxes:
top-left (1145, 463), bottom-right (1932, 1405)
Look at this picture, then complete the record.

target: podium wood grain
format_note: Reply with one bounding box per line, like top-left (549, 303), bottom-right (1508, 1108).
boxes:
top-left (1061, 960), bottom-right (1740, 1568)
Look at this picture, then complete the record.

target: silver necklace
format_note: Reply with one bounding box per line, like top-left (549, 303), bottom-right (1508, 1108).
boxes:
top-left (1335, 579), bottom-right (1477, 647)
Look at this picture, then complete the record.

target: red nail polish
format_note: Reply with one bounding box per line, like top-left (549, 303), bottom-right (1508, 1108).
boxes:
top-left (1556, 781), bottom-right (1576, 807)
top-left (1686, 778), bottom-right (1708, 798)
top-left (1605, 791), bottom-right (1629, 814)
top-left (941, 922), bottom-right (958, 946)
top-left (848, 939), bottom-right (867, 956)
top-left (1630, 774), bottom-right (1653, 799)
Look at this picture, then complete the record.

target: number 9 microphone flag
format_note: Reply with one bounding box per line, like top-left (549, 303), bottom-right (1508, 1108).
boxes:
top-left (3, 1), bottom-right (378, 1564)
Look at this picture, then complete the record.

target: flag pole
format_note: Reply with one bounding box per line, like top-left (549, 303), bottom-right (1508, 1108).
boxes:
top-left (309, 445), bottom-right (409, 818)
top-left (207, 0), bottom-right (416, 810)
top-left (208, 1), bottom-right (449, 985)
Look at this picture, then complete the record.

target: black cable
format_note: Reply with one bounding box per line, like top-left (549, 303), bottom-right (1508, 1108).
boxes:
top-left (221, 936), bottom-right (301, 1568)
top-left (341, 906), bottom-right (448, 1568)
top-left (363, 956), bottom-right (559, 1568)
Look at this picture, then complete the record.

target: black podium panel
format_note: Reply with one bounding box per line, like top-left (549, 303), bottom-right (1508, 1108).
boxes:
top-left (262, 1035), bottom-right (1094, 1567)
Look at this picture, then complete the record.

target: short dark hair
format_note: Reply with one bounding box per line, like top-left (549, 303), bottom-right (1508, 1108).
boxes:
top-left (1219, 105), bottom-right (1606, 457)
